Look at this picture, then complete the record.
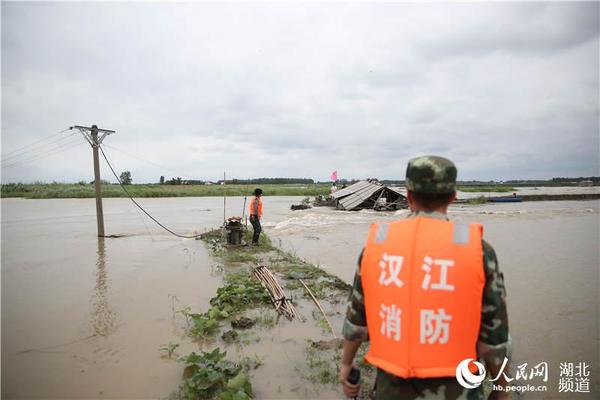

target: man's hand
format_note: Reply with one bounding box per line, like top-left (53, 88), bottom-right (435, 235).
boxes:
top-left (340, 363), bottom-right (360, 398)
top-left (340, 339), bottom-right (363, 398)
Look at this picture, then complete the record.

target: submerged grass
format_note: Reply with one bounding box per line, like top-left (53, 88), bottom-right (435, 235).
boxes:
top-left (300, 341), bottom-right (342, 385)
top-left (174, 227), bottom-right (353, 399)
top-left (171, 231), bottom-right (276, 399)
top-left (297, 339), bottom-right (375, 395)
top-left (181, 229), bottom-right (277, 340)
top-left (268, 250), bottom-right (352, 296)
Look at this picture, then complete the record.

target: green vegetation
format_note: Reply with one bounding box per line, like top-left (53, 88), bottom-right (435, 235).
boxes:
top-left (7, 179), bottom-right (595, 199)
top-left (171, 230), bottom-right (279, 399)
top-left (268, 250), bottom-right (351, 295)
top-left (223, 252), bottom-right (259, 265)
top-left (300, 341), bottom-right (342, 385)
top-left (466, 196), bottom-right (488, 205)
top-left (210, 272), bottom-right (272, 315)
top-left (183, 230), bottom-right (276, 339)
top-left (254, 310), bottom-right (277, 329)
top-left (226, 178), bottom-right (315, 185)
top-left (0, 182), bottom-right (331, 199)
top-left (200, 229), bottom-right (274, 258)
top-left (119, 170), bottom-right (132, 185)
top-left (174, 348), bottom-right (253, 400)
top-left (184, 306), bottom-right (229, 337)
top-left (172, 228), bottom-right (353, 399)
top-left (183, 272), bottom-right (271, 338)
top-left (550, 176), bottom-right (599, 184)
top-left (457, 185), bottom-right (514, 192)
top-left (4, 177), bottom-right (596, 200)
top-left (296, 340), bottom-right (375, 395)
top-left (159, 342), bottom-right (180, 359)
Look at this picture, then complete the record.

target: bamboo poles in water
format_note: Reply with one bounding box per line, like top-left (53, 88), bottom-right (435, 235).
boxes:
top-left (299, 279), bottom-right (337, 339)
top-left (253, 265), bottom-right (299, 320)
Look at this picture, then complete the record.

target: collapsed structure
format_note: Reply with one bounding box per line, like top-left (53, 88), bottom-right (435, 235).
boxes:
top-left (331, 180), bottom-right (408, 211)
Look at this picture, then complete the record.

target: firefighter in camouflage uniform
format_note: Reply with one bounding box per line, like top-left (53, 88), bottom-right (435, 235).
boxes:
top-left (339, 155), bottom-right (511, 400)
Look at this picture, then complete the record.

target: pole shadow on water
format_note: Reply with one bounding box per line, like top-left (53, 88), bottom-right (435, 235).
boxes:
top-left (91, 238), bottom-right (117, 336)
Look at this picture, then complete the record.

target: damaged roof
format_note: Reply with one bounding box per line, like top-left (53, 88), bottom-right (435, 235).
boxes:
top-left (337, 181), bottom-right (384, 210)
top-left (331, 180), bottom-right (374, 199)
top-left (332, 180), bottom-right (407, 211)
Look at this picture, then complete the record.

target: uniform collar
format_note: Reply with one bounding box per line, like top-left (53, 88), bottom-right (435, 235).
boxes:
top-left (409, 210), bottom-right (449, 221)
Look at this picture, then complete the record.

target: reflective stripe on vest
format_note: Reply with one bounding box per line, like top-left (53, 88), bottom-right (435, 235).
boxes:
top-left (249, 197), bottom-right (262, 218)
top-left (360, 216), bottom-right (484, 378)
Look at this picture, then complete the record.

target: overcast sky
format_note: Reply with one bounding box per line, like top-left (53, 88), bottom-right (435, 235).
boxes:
top-left (1, 1), bottom-right (599, 183)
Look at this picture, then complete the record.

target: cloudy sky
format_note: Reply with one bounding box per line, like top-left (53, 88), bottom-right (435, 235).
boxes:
top-left (1, 1), bottom-right (598, 183)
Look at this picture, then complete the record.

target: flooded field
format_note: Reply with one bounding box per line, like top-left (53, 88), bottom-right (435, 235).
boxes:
top-left (270, 200), bottom-right (600, 399)
top-left (2, 191), bottom-right (599, 398)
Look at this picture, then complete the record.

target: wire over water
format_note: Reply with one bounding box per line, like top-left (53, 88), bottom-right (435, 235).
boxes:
top-left (98, 145), bottom-right (201, 239)
top-left (1, 138), bottom-right (85, 169)
top-left (102, 143), bottom-right (199, 182)
top-left (1, 130), bottom-right (77, 163)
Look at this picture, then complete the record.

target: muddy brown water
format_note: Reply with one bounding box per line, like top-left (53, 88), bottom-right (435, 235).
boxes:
top-left (2, 194), bottom-right (599, 399)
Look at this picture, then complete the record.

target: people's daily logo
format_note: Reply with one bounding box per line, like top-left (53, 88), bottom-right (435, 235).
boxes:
top-left (455, 358), bottom-right (486, 389)
top-left (455, 358), bottom-right (590, 393)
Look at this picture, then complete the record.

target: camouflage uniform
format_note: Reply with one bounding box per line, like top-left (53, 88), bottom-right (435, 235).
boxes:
top-left (342, 156), bottom-right (510, 400)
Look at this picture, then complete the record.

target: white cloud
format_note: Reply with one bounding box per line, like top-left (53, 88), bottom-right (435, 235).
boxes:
top-left (2, 2), bottom-right (598, 183)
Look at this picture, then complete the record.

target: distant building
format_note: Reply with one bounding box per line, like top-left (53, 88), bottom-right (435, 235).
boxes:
top-left (579, 180), bottom-right (593, 187)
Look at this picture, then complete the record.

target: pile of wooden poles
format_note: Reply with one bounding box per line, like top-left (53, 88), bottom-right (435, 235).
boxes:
top-left (253, 265), bottom-right (299, 320)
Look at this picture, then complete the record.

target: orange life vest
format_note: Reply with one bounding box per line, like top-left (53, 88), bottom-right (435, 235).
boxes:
top-left (361, 216), bottom-right (484, 378)
top-left (249, 196), bottom-right (263, 218)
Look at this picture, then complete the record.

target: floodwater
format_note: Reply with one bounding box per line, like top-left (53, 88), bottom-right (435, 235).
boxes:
top-left (269, 199), bottom-right (600, 399)
top-left (1, 191), bottom-right (599, 399)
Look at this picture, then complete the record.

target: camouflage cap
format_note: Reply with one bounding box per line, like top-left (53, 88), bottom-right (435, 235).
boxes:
top-left (405, 155), bottom-right (457, 194)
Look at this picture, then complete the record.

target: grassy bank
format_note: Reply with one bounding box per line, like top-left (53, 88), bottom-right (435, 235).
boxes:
top-left (457, 185), bottom-right (515, 192)
top-left (0, 183), bottom-right (332, 199)
top-left (1, 182), bottom-right (522, 199)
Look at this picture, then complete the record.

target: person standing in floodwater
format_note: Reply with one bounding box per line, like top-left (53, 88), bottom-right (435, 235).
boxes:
top-left (339, 155), bottom-right (511, 400)
top-left (249, 188), bottom-right (263, 245)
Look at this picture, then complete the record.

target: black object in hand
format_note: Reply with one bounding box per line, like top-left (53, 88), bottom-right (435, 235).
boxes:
top-left (347, 367), bottom-right (361, 384)
top-left (347, 367), bottom-right (361, 399)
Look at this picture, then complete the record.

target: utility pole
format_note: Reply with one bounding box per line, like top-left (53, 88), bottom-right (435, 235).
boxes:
top-left (223, 171), bottom-right (227, 225)
top-left (70, 124), bottom-right (115, 237)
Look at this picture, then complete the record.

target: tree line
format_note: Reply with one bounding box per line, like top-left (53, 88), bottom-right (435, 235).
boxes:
top-left (551, 176), bottom-right (600, 183)
top-left (158, 176), bottom-right (316, 185)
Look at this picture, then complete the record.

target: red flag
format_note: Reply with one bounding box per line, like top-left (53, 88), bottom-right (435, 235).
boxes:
top-left (330, 170), bottom-right (338, 181)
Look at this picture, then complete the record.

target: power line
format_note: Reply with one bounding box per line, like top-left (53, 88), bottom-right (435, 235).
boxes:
top-left (1, 138), bottom-right (86, 169)
top-left (98, 145), bottom-right (200, 239)
top-left (100, 147), bottom-right (157, 240)
top-left (1, 132), bottom-right (79, 164)
top-left (1, 136), bottom-right (83, 167)
top-left (22, 139), bottom-right (86, 165)
top-left (102, 143), bottom-right (199, 182)
top-left (3, 129), bottom-right (70, 158)
top-left (1, 128), bottom-right (69, 156)
top-left (2, 135), bottom-right (81, 165)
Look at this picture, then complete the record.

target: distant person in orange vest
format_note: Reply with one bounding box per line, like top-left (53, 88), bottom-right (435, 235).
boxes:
top-left (249, 188), bottom-right (263, 245)
top-left (340, 156), bottom-right (510, 400)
